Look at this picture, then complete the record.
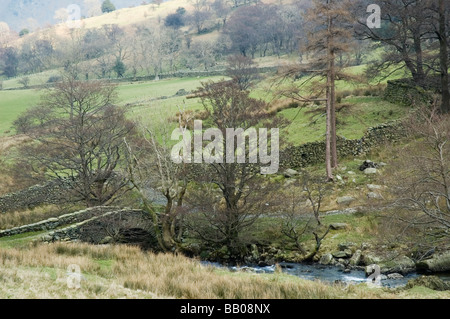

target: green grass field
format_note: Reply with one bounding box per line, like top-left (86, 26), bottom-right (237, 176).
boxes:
top-left (0, 89), bottom-right (41, 134)
top-left (0, 66), bottom-right (409, 146)
top-left (279, 96), bottom-right (406, 144)
top-left (0, 76), bottom-right (224, 135)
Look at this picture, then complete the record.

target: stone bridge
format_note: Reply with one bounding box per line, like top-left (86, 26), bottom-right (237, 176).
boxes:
top-left (0, 206), bottom-right (157, 248)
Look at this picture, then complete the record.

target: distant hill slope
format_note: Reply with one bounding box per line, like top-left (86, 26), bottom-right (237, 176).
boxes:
top-left (0, 0), bottom-right (150, 31)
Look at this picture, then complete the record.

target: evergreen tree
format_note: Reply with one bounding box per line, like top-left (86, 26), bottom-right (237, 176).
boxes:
top-left (113, 59), bottom-right (126, 77)
top-left (101, 0), bottom-right (116, 13)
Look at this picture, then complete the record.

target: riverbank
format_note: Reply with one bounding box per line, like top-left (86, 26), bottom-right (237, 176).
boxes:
top-left (1, 241), bottom-right (450, 299)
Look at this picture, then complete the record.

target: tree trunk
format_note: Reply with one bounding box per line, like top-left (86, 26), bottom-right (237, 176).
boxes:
top-left (325, 0), bottom-right (334, 181)
top-left (162, 221), bottom-right (176, 250)
top-left (161, 192), bottom-right (177, 250)
top-left (303, 226), bottom-right (331, 262)
top-left (330, 50), bottom-right (338, 169)
top-left (413, 33), bottom-right (425, 86)
top-left (326, 70), bottom-right (334, 182)
top-left (439, 0), bottom-right (450, 113)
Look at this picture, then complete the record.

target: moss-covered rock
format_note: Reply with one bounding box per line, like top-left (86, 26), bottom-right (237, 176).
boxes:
top-left (405, 276), bottom-right (450, 291)
top-left (380, 256), bottom-right (416, 274)
top-left (416, 252), bottom-right (450, 273)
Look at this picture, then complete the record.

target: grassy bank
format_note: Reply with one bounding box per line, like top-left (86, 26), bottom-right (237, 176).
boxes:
top-left (0, 241), bottom-right (448, 299)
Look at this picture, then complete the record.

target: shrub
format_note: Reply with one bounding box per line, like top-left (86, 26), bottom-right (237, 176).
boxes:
top-left (47, 75), bottom-right (62, 83)
top-left (18, 77), bottom-right (30, 88)
top-left (165, 13), bottom-right (185, 29)
top-left (19, 28), bottom-right (30, 37)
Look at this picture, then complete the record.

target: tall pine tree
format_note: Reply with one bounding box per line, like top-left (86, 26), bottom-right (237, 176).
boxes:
top-left (299, 0), bottom-right (354, 181)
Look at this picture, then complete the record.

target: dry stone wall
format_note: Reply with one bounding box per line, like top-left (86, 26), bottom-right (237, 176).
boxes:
top-left (41, 208), bottom-right (153, 244)
top-left (0, 179), bottom-right (72, 213)
top-left (0, 206), bottom-right (119, 237)
top-left (384, 79), bottom-right (433, 106)
top-left (280, 120), bottom-right (405, 170)
top-left (0, 206), bottom-right (155, 246)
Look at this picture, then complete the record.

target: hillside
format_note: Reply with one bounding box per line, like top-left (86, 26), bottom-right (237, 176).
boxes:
top-left (0, 0), bottom-right (148, 31)
top-left (0, 0), bottom-right (449, 304)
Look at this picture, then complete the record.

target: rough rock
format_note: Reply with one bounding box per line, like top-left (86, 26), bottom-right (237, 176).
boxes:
top-left (349, 250), bottom-right (362, 266)
top-left (364, 168), bottom-right (378, 175)
top-left (250, 244), bottom-right (260, 261)
top-left (380, 256), bottom-right (416, 274)
top-left (337, 259), bottom-right (348, 267)
top-left (99, 236), bottom-right (113, 244)
top-left (362, 252), bottom-right (382, 265)
top-left (387, 273), bottom-right (404, 280)
top-left (319, 253), bottom-right (334, 265)
top-left (367, 184), bottom-right (383, 191)
top-left (416, 252), bottom-right (450, 273)
top-left (41, 234), bottom-right (53, 242)
top-left (344, 249), bottom-right (353, 257)
top-left (338, 242), bottom-right (357, 251)
top-left (283, 169), bottom-right (299, 178)
top-left (330, 223), bottom-right (349, 230)
top-left (333, 251), bottom-right (351, 259)
top-left (405, 276), bottom-right (450, 291)
top-left (359, 160), bottom-right (378, 171)
top-left (336, 196), bottom-right (355, 205)
top-left (175, 89), bottom-right (188, 96)
top-left (367, 192), bottom-right (383, 199)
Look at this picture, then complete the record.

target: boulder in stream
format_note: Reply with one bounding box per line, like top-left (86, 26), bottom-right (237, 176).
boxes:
top-left (319, 253), bottom-right (334, 265)
top-left (387, 273), bottom-right (404, 280)
top-left (416, 252), bottom-right (450, 273)
top-left (349, 250), bottom-right (362, 266)
top-left (332, 250), bottom-right (352, 259)
top-left (380, 256), bottom-right (416, 274)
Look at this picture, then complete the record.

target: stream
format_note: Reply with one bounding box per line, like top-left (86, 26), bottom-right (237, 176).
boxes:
top-left (202, 261), bottom-right (450, 288)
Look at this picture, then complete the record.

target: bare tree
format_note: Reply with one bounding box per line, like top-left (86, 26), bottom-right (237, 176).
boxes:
top-left (356, 0), bottom-right (432, 86)
top-left (427, 0), bottom-right (450, 113)
top-left (125, 110), bottom-right (192, 251)
top-left (278, 172), bottom-right (332, 260)
top-left (185, 80), bottom-right (276, 256)
top-left (84, 0), bottom-right (102, 17)
top-left (188, 0), bottom-right (212, 33)
top-left (300, 170), bottom-right (332, 226)
top-left (211, 0), bottom-right (231, 28)
top-left (384, 106), bottom-right (450, 255)
top-left (437, 0), bottom-right (450, 113)
top-left (13, 75), bottom-right (134, 207)
top-left (225, 54), bottom-right (259, 91)
top-left (18, 76), bottom-right (30, 88)
top-left (0, 22), bottom-right (15, 49)
top-left (54, 8), bottom-right (69, 24)
top-left (279, 184), bottom-right (315, 254)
